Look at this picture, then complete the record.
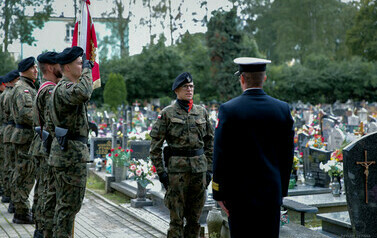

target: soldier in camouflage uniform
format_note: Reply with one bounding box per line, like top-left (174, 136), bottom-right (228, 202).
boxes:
top-left (1, 70), bottom-right (19, 212)
top-left (10, 57), bottom-right (38, 224)
top-left (30, 52), bottom-right (62, 238)
top-left (48, 46), bottom-right (93, 238)
top-left (0, 76), bottom-right (6, 197)
top-left (150, 72), bottom-right (214, 238)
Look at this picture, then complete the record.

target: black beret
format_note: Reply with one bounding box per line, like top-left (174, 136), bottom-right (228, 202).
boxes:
top-left (18, 56), bottom-right (36, 72)
top-left (56, 46), bottom-right (83, 65)
top-left (172, 72), bottom-right (193, 91)
top-left (3, 70), bottom-right (19, 83)
top-left (37, 51), bottom-right (59, 64)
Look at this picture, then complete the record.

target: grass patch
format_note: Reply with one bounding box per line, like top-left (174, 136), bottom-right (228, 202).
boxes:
top-left (86, 173), bottom-right (131, 205)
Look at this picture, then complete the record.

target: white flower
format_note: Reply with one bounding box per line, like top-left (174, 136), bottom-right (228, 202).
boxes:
top-left (130, 164), bottom-right (136, 170)
top-left (136, 169), bottom-right (142, 176)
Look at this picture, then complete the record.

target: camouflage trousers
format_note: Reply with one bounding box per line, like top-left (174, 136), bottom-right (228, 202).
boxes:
top-left (3, 143), bottom-right (15, 198)
top-left (43, 163), bottom-right (56, 238)
top-left (12, 143), bottom-right (35, 214)
top-left (0, 141), bottom-right (4, 192)
top-left (33, 155), bottom-right (49, 232)
top-left (53, 163), bottom-right (87, 238)
top-left (165, 172), bottom-right (206, 238)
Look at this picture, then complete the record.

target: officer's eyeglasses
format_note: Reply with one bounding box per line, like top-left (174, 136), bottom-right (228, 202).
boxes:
top-left (181, 84), bottom-right (195, 90)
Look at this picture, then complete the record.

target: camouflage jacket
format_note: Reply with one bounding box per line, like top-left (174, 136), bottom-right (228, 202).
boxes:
top-left (0, 90), bottom-right (4, 138)
top-left (10, 76), bottom-right (36, 144)
top-left (149, 101), bottom-right (214, 174)
top-left (48, 68), bottom-right (93, 167)
top-left (29, 78), bottom-right (55, 157)
top-left (2, 86), bottom-right (15, 143)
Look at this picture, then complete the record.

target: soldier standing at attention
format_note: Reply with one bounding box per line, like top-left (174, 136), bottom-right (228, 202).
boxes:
top-left (0, 75), bottom-right (5, 197)
top-left (49, 46), bottom-right (93, 238)
top-left (1, 70), bottom-right (20, 213)
top-left (212, 57), bottom-right (294, 238)
top-left (10, 57), bottom-right (38, 224)
top-left (31, 51), bottom-right (62, 238)
top-left (149, 72), bottom-right (214, 238)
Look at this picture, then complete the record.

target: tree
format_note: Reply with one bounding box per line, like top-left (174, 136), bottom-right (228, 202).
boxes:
top-left (103, 73), bottom-right (127, 110)
top-left (206, 7), bottom-right (263, 101)
top-left (238, 0), bottom-right (356, 63)
top-left (1, 0), bottom-right (53, 52)
top-left (0, 50), bottom-right (17, 75)
top-left (346, 0), bottom-right (377, 61)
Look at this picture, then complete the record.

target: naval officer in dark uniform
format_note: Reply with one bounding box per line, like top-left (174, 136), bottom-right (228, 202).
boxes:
top-left (212, 57), bottom-right (294, 237)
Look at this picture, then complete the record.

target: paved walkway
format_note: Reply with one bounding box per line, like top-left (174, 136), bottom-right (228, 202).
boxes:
top-left (0, 189), bottom-right (166, 238)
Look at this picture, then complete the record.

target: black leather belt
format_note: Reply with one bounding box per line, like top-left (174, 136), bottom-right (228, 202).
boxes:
top-left (16, 124), bottom-right (32, 129)
top-left (67, 134), bottom-right (88, 144)
top-left (170, 148), bottom-right (204, 157)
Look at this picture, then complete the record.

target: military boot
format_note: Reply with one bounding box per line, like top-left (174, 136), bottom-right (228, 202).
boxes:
top-left (33, 229), bottom-right (44, 238)
top-left (8, 201), bottom-right (15, 213)
top-left (12, 212), bottom-right (34, 224)
top-left (1, 196), bottom-right (10, 203)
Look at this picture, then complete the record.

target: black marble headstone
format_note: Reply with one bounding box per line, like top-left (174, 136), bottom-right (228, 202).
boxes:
top-left (308, 147), bottom-right (332, 187)
top-left (343, 132), bottom-right (377, 237)
top-left (129, 140), bottom-right (151, 160)
top-left (90, 137), bottom-right (121, 161)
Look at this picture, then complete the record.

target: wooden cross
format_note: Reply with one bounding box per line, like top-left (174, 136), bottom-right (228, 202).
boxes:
top-left (356, 150), bottom-right (376, 204)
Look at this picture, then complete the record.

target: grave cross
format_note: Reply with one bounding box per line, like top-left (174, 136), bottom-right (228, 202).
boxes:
top-left (356, 150), bottom-right (376, 204)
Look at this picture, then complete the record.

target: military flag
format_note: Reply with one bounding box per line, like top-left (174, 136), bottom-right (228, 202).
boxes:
top-left (72, 0), bottom-right (101, 89)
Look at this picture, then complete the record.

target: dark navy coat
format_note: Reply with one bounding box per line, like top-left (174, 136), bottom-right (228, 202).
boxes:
top-left (212, 89), bottom-right (294, 206)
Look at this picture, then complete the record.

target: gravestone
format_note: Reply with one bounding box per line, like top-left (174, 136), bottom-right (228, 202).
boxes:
top-left (297, 133), bottom-right (310, 177)
top-left (90, 137), bottom-right (121, 161)
top-left (322, 118), bottom-right (335, 142)
top-left (308, 147), bottom-right (332, 187)
top-left (348, 115), bottom-right (359, 126)
top-left (129, 140), bottom-right (151, 160)
top-left (368, 122), bottom-right (377, 134)
top-left (358, 108), bottom-right (368, 125)
top-left (343, 132), bottom-right (377, 237)
top-left (328, 128), bottom-right (345, 151)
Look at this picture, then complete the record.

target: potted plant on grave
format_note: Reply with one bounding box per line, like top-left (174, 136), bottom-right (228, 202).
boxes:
top-left (128, 158), bottom-right (157, 201)
top-left (319, 151), bottom-right (344, 196)
top-left (107, 147), bottom-right (132, 182)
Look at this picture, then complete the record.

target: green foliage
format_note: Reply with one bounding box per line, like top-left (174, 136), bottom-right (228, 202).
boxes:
top-left (159, 96), bottom-right (173, 107)
top-left (0, 49), bottom-right (17, 75)
top-left (346, 0), bottom-right (377, 61)
top-left (239, 0), bottom-right (356, 63)
top-left (265, 56), bottom-right (377, 103)
top-left (103, 73), bottom-right (127, 110)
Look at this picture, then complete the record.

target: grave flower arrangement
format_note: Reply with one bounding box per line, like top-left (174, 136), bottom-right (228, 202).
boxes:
top-left (306, 134), bottom-right (326, 149)
top-left (292, 156), bottom-right (300, 172)
top-left (331, 149), bottom-right (343, 162)
top-left (319, 159), bottom-right (343, 178)
top-left (128, 158), bottom-right (157, 188)
top-left (107, 147), bottom-right (132, 168)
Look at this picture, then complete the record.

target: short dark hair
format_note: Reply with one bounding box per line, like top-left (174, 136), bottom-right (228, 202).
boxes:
top-left (241, 71), bottom-right (265, 88)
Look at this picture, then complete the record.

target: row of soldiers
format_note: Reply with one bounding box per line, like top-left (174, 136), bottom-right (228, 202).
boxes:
top-left (0, 46), bottom-right (94, 238)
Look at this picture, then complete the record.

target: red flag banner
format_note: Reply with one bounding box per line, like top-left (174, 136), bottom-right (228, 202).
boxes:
top-left (72, 0), bottom-right (101, 89)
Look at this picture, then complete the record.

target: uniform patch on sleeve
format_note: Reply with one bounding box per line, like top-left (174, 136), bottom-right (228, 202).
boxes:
top-left (24, 89), bottom-right (30, 93)
top-left (66, 82), bottom-right (74, 89)
top-left (212, 181), bottom-right (219, 191)
top-left (158, 114), bottom-right (162, 119)
top-left (48, 89), bottom-right (53, 94)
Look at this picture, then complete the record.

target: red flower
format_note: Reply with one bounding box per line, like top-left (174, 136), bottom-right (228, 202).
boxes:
top-left (151, 165), bottom-right (157, 173)
top-left (300, 152), bottom-right (303, 157)
top-left (130, 149), bottom-right (134, 152)
top-left (126, 149), bottom-right (130, 152)
top-left (321, 137), bottom-right (324, 143)
top-left (118, 146), bottom-right (122, 150)
top-left (121, 149), bottom-right (125, 152)
top-left (111, 148), bottom-right (115, 152)
top-left (115, 153), bottom-right (119, 157)
top-left (108, 153), bottom-right (112, 157)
